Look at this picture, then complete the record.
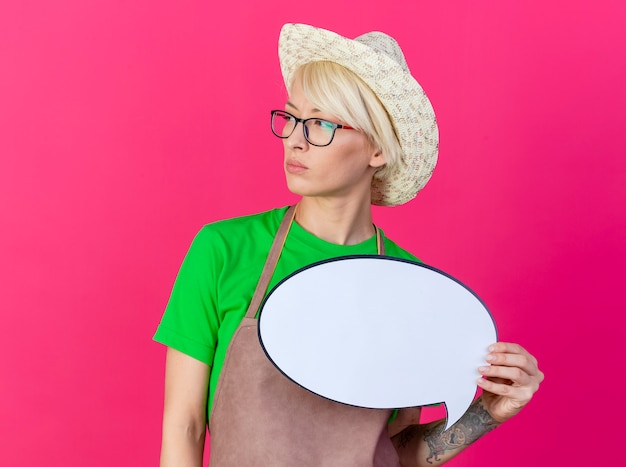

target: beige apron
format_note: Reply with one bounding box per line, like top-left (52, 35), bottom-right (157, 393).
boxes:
top-left (208, 206), bottom-right (401, 466)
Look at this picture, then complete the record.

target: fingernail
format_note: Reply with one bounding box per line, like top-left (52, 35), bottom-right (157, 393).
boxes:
top-left (476, 378), bottom-right (485, 385)
top-left (488, 345), bottom-right (495, 352)
top-left (486, 354), bottom-right (495, 361)
top-left (478, 366), bottom-right (488, 373)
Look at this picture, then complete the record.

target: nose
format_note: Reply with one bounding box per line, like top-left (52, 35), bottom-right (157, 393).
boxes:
top-left (285, 121), bottom-right (309, 150)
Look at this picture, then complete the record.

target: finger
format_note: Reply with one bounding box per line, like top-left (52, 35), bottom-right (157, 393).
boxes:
top-left (476, 376), bottom-right (536, 404)
top-left (479, 364), bottom-right (531, 387)
top-left (488, 342), bottom-right (529, 355)
top-left (486, 344), bottom-right (540, 376)
top-left (486, 352), bottom-right (537, 375)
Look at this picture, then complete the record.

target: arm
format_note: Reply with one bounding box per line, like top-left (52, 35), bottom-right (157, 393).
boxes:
top-left (160, 347), bottom-right (210, 467)
top-left (392, 397), bottom-right (499, 465)
top-left (392, 342), bottom-right (543, 466)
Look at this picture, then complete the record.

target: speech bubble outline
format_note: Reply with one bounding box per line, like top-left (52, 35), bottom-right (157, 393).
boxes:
top-left (258, 255), bottom-right (497, 430)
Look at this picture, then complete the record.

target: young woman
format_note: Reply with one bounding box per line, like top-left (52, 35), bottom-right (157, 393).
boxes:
top-left (155, 23), bottom-right (543, 466)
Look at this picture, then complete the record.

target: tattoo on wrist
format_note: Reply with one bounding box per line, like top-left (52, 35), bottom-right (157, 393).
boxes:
top-left (423, 399), bottom-right (500, 464)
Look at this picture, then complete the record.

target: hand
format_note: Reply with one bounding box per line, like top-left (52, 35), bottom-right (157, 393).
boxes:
top-left (476, 342), bottom-right (544, 424)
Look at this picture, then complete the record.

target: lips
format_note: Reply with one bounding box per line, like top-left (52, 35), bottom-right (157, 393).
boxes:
top-left (285, 159), bottom-right (308, 174)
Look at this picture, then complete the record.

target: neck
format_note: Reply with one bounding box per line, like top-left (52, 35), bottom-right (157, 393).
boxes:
top-left (294, 197), bottom-right (375, 245)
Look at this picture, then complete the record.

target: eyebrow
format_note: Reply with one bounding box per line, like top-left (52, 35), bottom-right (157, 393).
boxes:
top-left (286, 101), bottom-right (321, 113)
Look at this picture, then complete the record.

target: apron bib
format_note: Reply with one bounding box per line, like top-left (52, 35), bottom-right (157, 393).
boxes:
top-left (208, 206), bottom-right (400, 467)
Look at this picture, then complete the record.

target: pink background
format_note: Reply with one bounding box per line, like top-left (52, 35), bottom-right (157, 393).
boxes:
top-left (1, 1), bottom-right (624, 465)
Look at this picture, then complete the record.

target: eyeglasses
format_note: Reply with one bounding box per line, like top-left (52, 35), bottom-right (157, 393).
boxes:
top-left (270, 110), bottom-right (355, 147)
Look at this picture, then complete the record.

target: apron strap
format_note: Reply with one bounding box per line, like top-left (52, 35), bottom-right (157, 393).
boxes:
top-left (375, 226), bottom-right (385, 255)
top-left (245, 205), bottom-right (297, 319)
top-left (245, 206), bottom-right (386, 319)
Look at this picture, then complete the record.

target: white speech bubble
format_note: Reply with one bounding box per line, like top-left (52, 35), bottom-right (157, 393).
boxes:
top-left (258, 255), bottom-right (497, 430)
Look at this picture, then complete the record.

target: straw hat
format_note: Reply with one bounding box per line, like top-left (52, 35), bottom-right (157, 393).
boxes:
top-left (278, 23), bottom-right (439, 206)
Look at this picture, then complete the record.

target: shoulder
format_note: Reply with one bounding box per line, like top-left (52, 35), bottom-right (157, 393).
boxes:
top-left (174, 206), bottom-right (291, 282)
top-left (194, 206), bottom-right (290, 246)
top-left (381, 233), bottom-right (421, 263)
top-left (208, 206), bottom-right (289, 231)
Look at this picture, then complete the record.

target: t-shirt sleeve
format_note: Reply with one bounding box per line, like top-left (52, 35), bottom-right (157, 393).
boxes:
top-left (153, 225), bottom-right (222, 366)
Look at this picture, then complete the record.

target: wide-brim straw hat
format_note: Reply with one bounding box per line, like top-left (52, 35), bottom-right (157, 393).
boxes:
top-left (278, 23), bottom-right (439, 206)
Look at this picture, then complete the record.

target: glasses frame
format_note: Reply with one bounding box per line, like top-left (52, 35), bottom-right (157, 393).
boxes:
top-left (270, 110), bottom-right (355, 147)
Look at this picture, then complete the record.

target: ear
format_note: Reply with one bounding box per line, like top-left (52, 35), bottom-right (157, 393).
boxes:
top-left (369, 149), bottom-right (387, 169)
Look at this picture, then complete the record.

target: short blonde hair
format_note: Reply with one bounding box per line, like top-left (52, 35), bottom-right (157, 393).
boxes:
top-left (291, 61), bottom-right (403, 181)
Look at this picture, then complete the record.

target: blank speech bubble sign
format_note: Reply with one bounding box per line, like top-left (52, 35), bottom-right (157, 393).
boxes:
top-left (258, 255), bottom-right (497, 430)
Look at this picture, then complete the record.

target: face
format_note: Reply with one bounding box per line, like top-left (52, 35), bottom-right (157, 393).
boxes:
top-left (281, 79), bottom-right (386, 203)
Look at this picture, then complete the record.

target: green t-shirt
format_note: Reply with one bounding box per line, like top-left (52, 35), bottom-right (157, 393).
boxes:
top-left (154, 206), bottom-right (419, 419)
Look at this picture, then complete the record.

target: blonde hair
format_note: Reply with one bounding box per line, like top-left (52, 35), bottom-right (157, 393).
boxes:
top-left (291, 61), bottom-right (403, 181)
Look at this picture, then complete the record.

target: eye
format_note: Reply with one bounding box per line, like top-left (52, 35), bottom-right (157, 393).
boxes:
top-left (312, 119), bottom-right (335, 131)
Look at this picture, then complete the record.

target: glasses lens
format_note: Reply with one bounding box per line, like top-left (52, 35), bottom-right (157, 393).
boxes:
top-left (272, 111), bottom-right (296, 138)
top-left (304, 119), bottom-right (336, 146)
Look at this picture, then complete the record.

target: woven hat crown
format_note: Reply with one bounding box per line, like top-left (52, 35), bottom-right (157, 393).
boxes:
top-left (355, 32), bottom-right (409, 71)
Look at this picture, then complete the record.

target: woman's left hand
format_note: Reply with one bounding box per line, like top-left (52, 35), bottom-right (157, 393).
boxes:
top-left (477, 342), bottom-right (544, 423)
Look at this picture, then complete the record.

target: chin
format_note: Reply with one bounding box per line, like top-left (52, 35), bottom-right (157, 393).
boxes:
top-left (285, 183), bottom-right (311, 198)
top-left (284, 175), bottom-right (309, 197)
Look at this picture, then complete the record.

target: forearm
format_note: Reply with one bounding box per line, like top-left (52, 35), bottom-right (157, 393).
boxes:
top-left (392, 397), bottom-right (500, 466)
top-left (160, 419), bottom-right (206, 467)
top-left (160, 348), bottom-right (210, 467)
